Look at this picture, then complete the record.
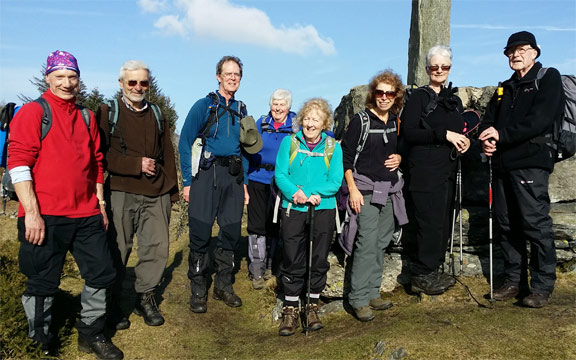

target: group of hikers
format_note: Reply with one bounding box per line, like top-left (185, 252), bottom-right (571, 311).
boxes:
top-left (3, 30), bottom-right (565, 359)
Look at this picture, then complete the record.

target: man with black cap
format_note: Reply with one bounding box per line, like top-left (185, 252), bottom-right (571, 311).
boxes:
top-left (7, 50), bottom-right (123, 358)
top-left (479, 31), bottom-right (564, 308)
top-left (179, 55), bottom-right (261, 314)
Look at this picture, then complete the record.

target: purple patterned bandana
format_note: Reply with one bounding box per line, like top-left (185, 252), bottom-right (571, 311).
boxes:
top-left (45, 50), bottom-right (80, 75)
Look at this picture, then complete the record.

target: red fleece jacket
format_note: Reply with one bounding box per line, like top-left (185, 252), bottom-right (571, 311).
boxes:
top-left (7, 90), bottom-right (104, 218)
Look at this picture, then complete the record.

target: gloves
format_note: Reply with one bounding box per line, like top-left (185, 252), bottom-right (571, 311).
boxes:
top-left (438, 82), bottom-right (459, 111)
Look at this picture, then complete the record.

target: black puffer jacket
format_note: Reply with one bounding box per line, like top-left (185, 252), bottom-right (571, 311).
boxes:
top-left (480, 62), bottom-right (564, 172)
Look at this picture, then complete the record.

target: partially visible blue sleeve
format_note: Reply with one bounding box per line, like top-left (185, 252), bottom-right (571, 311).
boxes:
top-left (178, 98), bottom-right (208, 187)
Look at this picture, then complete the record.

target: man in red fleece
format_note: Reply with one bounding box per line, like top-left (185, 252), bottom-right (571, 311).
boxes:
top-left (7, 50), bottom-right (123, 359)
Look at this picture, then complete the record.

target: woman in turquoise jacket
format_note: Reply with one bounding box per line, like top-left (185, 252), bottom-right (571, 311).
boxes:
top-left (274, 98), bottom-right (343, 336)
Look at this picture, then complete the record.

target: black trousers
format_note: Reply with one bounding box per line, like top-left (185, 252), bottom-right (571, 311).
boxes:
top-left (409, 177), bottom-right (455, 275)
top-left (280, 209), bottom-right (335, 299)
top-left (18, 215), bottom-right (116, 296)
top-left (494, 168), bottom-right (556, 292)
top-left (187, 163), bottom-right (244, 253)
top-left (246, 180), bottom-right (279, 236)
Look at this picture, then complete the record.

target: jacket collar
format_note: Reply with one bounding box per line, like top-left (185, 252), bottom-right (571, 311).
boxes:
top-left (505, 61), bottom-right (542, 86)
top-left (265, 111), bottom-right (296, 128)
top-left (43, 89), bottom-right (78, 112)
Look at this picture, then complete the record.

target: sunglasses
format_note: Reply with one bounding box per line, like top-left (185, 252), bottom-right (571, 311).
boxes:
top-left (374, 89), bottom-right (397, 99)
top-left (428, 65), bottom-right (451, 72)
top-left (127, 80), bottom-right (150, 87)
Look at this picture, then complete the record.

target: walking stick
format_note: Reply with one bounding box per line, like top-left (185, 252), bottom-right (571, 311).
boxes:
top-left (458, 158), bottom-right (463, 275)
top-left (488, 157), bottom-right (494, 302)
top-left (304, 204), bottom-right (315, 336)
top-left (449, 155), bottom-right (463, 276)
top-left (449, 163), bottom-right (458, 276)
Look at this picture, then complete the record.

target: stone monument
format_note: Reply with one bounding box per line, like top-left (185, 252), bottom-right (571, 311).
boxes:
top-left (407, 0), bottom-right (452, 86)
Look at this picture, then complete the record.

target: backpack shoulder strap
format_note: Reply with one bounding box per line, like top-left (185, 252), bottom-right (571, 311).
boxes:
top-left (78, 105), bottom-right (91, 132)
top-left (288, 133), bottom-right (299, 167)
top-left (200, 92), bottom-right (220, 138)
top-left (238, 101), bottom-right (247, 118)
top-left (354, 110), bottom-right (371, 168)
top-left (148, 102), bottom-right (164, 136)
top-left (535, 67), bottom-right (549, 91)
top-left (324, 135), bottom-right (335, 169)
top-left (34, 98), bottom-right (52, 140)
top-left (107, 98), bottom-right (120, 135)
top-left (418, 86), bottom-right (438, 130)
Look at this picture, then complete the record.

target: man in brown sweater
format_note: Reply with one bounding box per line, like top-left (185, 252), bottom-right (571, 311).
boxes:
top-left (97, 60), bottom-right (178, 329)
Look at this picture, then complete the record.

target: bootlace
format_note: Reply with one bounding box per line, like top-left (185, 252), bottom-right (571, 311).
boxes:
top-left (144, 292), bottom-right (159, 310)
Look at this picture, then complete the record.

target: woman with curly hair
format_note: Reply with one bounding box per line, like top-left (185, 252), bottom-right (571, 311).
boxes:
top-left (341, 70), bottom-right (408, 322)
top-left (274, 98), bottom-right (343, 336)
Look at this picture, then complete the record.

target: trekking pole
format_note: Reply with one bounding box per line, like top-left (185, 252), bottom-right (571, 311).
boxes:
top-left (488, 157), bottom-right (494, 302)
top-left (458, 158), bottom-right (464, 275)
top-left (304, 204), bottom-right (315, 336)
top-left (449, 174), bottom-right (458, 276)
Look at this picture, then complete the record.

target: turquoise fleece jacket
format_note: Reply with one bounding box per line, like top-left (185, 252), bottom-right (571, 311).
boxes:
top-left (274, 131), bottom-right (343, 212)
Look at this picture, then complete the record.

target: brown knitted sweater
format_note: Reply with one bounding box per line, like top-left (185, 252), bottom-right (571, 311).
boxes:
top-left (96, 97), bottom-right (178, 201)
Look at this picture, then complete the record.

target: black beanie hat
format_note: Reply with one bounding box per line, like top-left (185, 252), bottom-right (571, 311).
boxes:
top-left (504, 31), bottom-right (540, 58)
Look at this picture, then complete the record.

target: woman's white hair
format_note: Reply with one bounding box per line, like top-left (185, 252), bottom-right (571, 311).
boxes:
top-left (269, 89), bottom-right (292, 109)
top-left (426, 45), bottom-right (452, 67)
top-left (119, 60), bottom-right (150, 80)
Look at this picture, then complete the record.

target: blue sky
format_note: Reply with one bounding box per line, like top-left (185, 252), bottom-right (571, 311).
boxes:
top-left (1, 0), bottom-right (575, 133)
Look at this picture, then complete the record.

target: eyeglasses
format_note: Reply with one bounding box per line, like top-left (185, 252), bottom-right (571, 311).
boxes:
top-left (127, 80), bottom-right (150, 87)
top-left (505, 46), bottom-right (533, 57)
top-left (374, 89), bottom-right (397, 99)
top-left (222, 72), bottom-right (241, 79)
top-left (428, 65), bottom-right (451, 72)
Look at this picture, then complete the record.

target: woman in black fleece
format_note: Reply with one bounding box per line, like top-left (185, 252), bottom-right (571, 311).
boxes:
top-left (401, 45), bottom-right (470, 295)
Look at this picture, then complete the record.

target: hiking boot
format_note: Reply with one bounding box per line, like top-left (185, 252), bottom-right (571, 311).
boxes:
top-left (189, 295), bottom-right (207, 313)
top-left (493, 281), bottom-right (520, 301)
top-left (213, 288), bottom-right (242, 308)
top-left (354, 306), bottom-right (375, 322)
top-left (133, 291), bottom-right (164, 326)
top-left (411, 271), bottom-right (455, 295)
top-left (303, 304), bottom-right (323, 331)
top-left (369, 297), bottom-right (393, 311)
top-left (278, 306), bottom-right (300, 336)
top-left (523, 290), bottom-right (551, 308)
top-left (263, 268), bottom-right (273, 280)
top-left (252, 277), bottom-right (266, 290)
top-left (78, 334), bottom-right (124, 360)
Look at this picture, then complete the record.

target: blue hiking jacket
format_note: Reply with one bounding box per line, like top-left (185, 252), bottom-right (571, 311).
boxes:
top-left (247, 111), bottom-right (296, 185)
top-left (179, 91), bottom-right (248, 186)
top-left (274, 130), bottom-right (343, 212)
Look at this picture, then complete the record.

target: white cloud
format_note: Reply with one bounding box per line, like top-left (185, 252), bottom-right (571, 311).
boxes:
top-left (155, 15), bottom-right (187, 37)
top-left (139, 0), bottom-right (168, 13)
top-left (146, 0), bottom-right (335, 56)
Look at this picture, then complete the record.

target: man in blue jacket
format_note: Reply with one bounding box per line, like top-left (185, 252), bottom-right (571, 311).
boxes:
top-left (179, 56), bottom-right (249, 313)
top-left (479, 31), bottom-right (563, 308)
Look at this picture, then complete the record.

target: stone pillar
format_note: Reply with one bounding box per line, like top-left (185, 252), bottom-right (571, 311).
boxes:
top-left (407, 0), bottom-right (452, 86)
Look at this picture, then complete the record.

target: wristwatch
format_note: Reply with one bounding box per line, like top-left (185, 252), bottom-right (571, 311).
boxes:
top-left (99, 200), bottom-right (107, 207)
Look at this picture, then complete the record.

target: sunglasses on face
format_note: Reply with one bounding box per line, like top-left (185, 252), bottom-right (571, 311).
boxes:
top-left (428, 65), bottom-right (451, 72)
top-left (127, 80), bottom-right (150, 87)
top-left (374, 89), bottom-right (397, 99)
